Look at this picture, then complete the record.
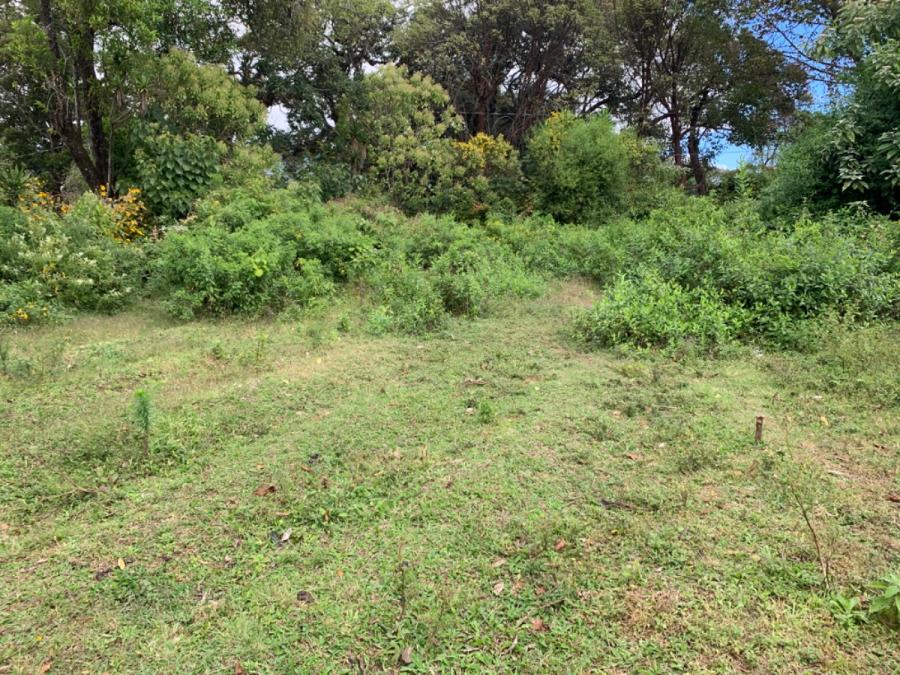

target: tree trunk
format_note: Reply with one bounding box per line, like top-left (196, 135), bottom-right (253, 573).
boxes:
top-left (40, 0), bottom-right (106, 191)
top-left (688, 127), bottom-right (707, 195)
top-left (688, 98), bottom-right (708, 195)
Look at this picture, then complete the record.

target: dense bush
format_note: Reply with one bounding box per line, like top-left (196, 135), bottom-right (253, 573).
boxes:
top-left (154, 220), bottom-right (335, 319)
top-left (569, 198), bottom-right (898, 349)
top-left (448, 133), bottom-right (525, 220)
top-left (0, 195), bottom-right (144, 324)
top-left (525, 112), bottom-right (629, 224)
top-left (366, 260), bottom-right (448, 334)
top-left (336, 65), bottom-right (463, 215)
top-left (574, 269), bottom-right (742, 352)
top-left (134, 129), bottom-right (224, 222)
top-left (762, 3), bottom-right (900, 218)
top-left (430, 242), bottom-right (543, 317)
top-left (153, 193), bottom-right (380, 318)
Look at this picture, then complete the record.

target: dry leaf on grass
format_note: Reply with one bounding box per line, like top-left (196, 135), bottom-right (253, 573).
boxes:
top-left (253, 484), bottom-right (276, 496)
top-left (530, 618), bottom-right (549, 632)
top-left (399, 646), bottom-right (413, 665)
top-left (554, 539), bottom-right (567, 552)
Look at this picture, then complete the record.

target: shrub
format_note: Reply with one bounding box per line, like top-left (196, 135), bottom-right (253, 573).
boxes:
top-left (336, 65), bottom-right (463, 214)
top-left (574, 269), bottom-right (743, 352)
top-left (525, 112), bottom-right (630, 224)
top-left (448, 133), bottom-right (525, 220)
top-left (584, 199), bottom-right (898, 345)
top-left (0, 197), bottom-right (144, 324)
top-left (0, 163), bottom-right (31, 207)
top-left (134, 128), bottom-right (223, 222)
top-left (154, 221), bottom-right (334, 319)
top-left (367, 261), bottom-right (447, 334)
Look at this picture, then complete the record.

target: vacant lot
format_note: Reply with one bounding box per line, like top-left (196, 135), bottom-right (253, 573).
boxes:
top-left (1, 281), bottom-right (898, 673)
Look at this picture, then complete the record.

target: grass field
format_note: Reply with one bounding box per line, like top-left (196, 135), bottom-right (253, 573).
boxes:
top-left (1, 280), bottom-right (898, 673)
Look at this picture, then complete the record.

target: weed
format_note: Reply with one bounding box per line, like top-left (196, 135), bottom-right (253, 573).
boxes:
top-left (829, 594), bottom-right (868, 628)
top-left (132, 390), bottom-right (153, 454)
top-left (476, 399), bottom-right (495, 424)
top-left (869, 574), bottom-right (900, 628)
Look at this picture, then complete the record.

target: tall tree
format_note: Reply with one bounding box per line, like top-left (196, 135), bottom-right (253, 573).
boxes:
top-left (396, 0), bottom-right (612, 145)
top-left (0, 0), bottom-right (251, 192)
top-left (227, 0), bottom-right (399, 156)
top-left (742, 0), bottom-right (844, 87)
top-left (592, 0), bottom-right (808, 193)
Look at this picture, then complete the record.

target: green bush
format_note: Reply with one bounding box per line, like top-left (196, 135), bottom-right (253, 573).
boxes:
top-left (367, 261), bottom-right (448, 334)
top-left (134, 128), bottom-right (223, 222)
top-left (0, 197), bottom-right (144, 324)
top-left (447, 133), bottom-right (526, 220)
top-left (574, 269), bottom-right (743, 352)
top-left (431, 243), bottom-right (542, 318)
top-left (154, 220), bottom-right (334, 319)
top-left (581, 199), bottom-right (898, 345)
top-left (525, 112), bottom-right (630, 224)
top-left (336, 65), bottom-right (463, 215)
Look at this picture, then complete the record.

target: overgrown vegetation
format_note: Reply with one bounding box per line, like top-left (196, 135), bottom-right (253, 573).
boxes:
top-left (0, 0), bottom-right (898, 670)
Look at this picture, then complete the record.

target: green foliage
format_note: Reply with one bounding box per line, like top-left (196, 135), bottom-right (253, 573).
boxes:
top-left (525, 112), bottom-right (630, 224)
top-left (828, 594), bottom-right (868, 628)
top-left (0, 198), bottom-right (143, 324)
top-left (218, 144), bottom-right (285, 193)
top-left (448, 134), bottom-right (526, 220)
top-left (574, 269), bottom-right (742, 352)
top-left (154, 220), bottom-right (333, 319)
top-left (0, 163), bottom-right (30, 206)
top-left (764, 1), bottom-right (900, 217)
top-left (336, 65), bottom-right (463, 214)
top-left (367, 260), bottom-right (448, 334)
top-left (133, 129), bottom-right (224, 222)
top-left (580, 199), bottom-right (899, 347)
top-left (869, 574), bottom-right (900, 628)
top-left (132, 389), bottom-right (153, 452)
top-left (145, 48), bottom-right (266, 142)
top-left (431, 243), bottom-right (542, 318)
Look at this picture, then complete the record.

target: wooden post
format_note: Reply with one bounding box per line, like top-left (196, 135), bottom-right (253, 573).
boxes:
top-left (755, 416), bottom-right (764, 444)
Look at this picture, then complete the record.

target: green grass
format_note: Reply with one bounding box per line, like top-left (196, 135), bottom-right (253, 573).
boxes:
top-left (1, 280), bottom-right (898, 673)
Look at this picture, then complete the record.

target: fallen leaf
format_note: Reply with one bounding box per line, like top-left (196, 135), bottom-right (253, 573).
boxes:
top-left (626, 453), bottom-right (641, 461)
top-left (117, 558), bottom-right (126, 570)
top-left (492, 581), bottom-right (505, 596)
top-left (887, 494), bottom-right (900, 504)
top-left (234, 663), bottom-right (246, 675)
top-left (491, 558), bottom-right (507, 568)
top-left (297, 590), bottom-right (315, 604)
top-left (554, 539), bottom-right (567, 552)
top-left (280, 528), bottom-right (293, 543)
top-left (512, 579), bottom-right (525, 593)
top-left (40, 660), bottom-right (52, 673)
top-left (399, 646), bottom-right (413, 665)
top-left (253, 484), bottom-right (276, 497)
top-left (535, 586), bottom-right (546, 596)
top-left (530, 618), bottom-right (549, 632)
top-left (820, 415), bottom-right (829, 427)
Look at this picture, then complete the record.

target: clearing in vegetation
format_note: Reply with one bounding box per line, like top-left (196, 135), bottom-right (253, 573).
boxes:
top-left (1, 281), bottom-right (897, 672)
